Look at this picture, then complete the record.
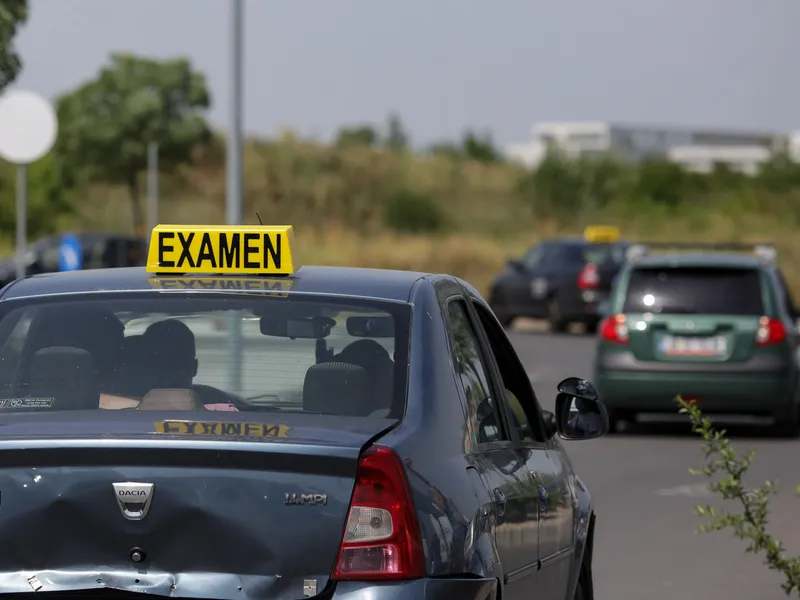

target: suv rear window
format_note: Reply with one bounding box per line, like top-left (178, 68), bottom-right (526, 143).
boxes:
top-left (562, 243), bottom-right (627, 266)
top-left (623, 266), bottom-right (764, 315)
top-left (0, 293), bottom-right (410, 422)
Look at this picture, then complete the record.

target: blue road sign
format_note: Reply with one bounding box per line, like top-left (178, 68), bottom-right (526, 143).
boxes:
top-left (58, 234), bottom-right (83, 272)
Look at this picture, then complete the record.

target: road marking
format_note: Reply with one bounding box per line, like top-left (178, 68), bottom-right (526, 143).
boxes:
top-left (654, 483), bottom-right (713, 498)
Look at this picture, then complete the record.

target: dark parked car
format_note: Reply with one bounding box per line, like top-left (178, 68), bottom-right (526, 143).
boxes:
top-left (0, 223), bottom-right (609, 600)
top-left (0, 232), bottom-right (146, 288)
top-left (489, 226), bottom-right (631, 333)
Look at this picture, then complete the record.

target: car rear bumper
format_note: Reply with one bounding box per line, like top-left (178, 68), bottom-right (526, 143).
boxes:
top-left (596, 352), bottom-right (795, 414)
top-left (558, 289), bottom-right (607, 322)
top-left (331, 578), bottom-right (497, 599)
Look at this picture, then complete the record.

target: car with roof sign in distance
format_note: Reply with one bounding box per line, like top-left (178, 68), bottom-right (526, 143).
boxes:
top-left (489, 226), bottom-right (631, 333)
top-left (0, 224), bottom-right (608, 600)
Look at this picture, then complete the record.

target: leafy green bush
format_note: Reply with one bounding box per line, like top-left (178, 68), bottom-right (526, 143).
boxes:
top-left (383, 188), bottom-right (446, 234)
top-left (677, 396), bottom-right (800, 595)
top-left (0, 152), bottom-right (75, 238)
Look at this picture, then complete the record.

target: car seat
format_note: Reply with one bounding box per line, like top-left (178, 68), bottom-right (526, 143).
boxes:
top-left (27, 346), bottom-right (100, 410)
top-left (331, 340), bottom-right (394, 415)
top-left (302, 362), bottom-right (370, 416)
top-left (114, 335), bottom-right (154, 398)
top-left (25, 306), bottom-right (124, 391)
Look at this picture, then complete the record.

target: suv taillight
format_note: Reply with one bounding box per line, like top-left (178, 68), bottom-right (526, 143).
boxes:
top-left (332, 445), bottom-right (425, 581)
top-left (756, 316), bottom-right (786, 346)
top-left (578, 264), bottom-right (599, 289)
top-left (600, 314), bottom-right (629, 344)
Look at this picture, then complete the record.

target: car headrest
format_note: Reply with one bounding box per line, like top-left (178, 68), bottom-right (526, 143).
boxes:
top-left (332, 339), bottom-right (395, 409)
top-left (115, 335), bottom-right (155, 397)
top-left (28, 346), bottom-right (100, 410)
top-left (138, 388), bottom-right (204, 411)
top-left (303, 362), bottom-right (370, 416)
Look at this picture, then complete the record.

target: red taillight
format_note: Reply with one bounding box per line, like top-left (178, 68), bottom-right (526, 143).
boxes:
top-left (578, 264), bottom-right (599, 289)
top-left (756, 316), bottom-right (786, 346)
top-left (332, 445), bottom-right (425, 581)
top-left (600, 314), bottom-right (629, 344)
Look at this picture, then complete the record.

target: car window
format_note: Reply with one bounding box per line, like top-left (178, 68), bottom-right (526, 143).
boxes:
top-left (0, 311), bottom-right (34, 386)
top-left (623, 266), bottom-right (764, 315)
top-left (39, 246), bottom-right (61, 271)
top-left (775, 270), bottom-right (797, 318)
top-left (522, 246), bottom-right (544, 270)
top-left (446, 299), bottom-right (508, 445)
top-left (0, 294), bottom-right (411, 427)
top-left (470, 300), bottom-right (547, 443)
top-left (592, 244), bottom-right (627, 265)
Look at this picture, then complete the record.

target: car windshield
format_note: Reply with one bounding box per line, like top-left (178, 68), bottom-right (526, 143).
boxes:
top-left (0, 293), bottom-right (410, 419)
top-left (562, 243), bottom-right (627, 265)
top-left (623, 266), bottom-right (765, 315)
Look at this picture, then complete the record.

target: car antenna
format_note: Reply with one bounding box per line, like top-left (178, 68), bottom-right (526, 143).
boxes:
top-left (256, 212), bottom-right (264, 225)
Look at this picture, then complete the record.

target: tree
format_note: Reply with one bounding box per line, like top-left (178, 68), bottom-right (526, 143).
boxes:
top-left (461, 130), bottom-right (500, 163)
top-left (55, 53), bottom-right (211, 232)
top-left (0, 151), bottom-right (74, 238)
top-left (678, 397), bottom-right (800, 595)
top-left (0, 0), bottom-right (29, 92)
top-left (335, 125), bottom-right (378, 147)
top-left (385, 112), bottom-right (409, 151)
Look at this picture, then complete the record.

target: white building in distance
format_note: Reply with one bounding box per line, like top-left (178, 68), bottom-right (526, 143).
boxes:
top-left (506, 121), bottom-right (794, 174)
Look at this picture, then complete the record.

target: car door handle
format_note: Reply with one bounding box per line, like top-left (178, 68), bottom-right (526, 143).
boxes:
top-left (493, 488), bottom-right (507, 517)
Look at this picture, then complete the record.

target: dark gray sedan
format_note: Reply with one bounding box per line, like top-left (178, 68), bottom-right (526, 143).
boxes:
top-left (0, 265), bottom-right (608, 600)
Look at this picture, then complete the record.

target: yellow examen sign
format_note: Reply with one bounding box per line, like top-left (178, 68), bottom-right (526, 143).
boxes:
top-left (584, 225), bottom-right (621, 244)
top-left (146, 224), bottom-right (299, 275)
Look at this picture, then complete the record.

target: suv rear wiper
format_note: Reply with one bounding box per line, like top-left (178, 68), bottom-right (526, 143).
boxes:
top-left (658, 307), bottom-right (698, 314)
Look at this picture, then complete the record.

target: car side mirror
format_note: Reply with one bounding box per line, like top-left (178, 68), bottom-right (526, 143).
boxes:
top-left (507, 259), bottom-right (524, 272)
top-left (554, 377), bottom-right (609, 440)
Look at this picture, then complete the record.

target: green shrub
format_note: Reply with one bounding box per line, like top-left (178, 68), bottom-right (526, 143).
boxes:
top-left (678, 396), bottom-right (800, 595)
top-left (383, 188), bottom-right (445, 234)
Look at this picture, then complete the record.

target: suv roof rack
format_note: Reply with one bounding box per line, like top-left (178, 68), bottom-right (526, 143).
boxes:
top-left (625, 242), bottom-right (777, 264)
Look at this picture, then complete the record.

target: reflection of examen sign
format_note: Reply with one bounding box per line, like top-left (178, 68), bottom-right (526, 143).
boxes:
top-left (149, 277), bottom-right (294, 297)
top-left (155, 420), bottom-right (291, 438)
top-left (146, 225), bottom-right (299, 275)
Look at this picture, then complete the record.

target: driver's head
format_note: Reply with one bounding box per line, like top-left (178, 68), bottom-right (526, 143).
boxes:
top-left (144, 319), bottom-right (198, 388)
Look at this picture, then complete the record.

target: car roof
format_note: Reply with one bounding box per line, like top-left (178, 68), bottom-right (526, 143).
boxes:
top-left (628, 252), bottom-right (765, 269)
top-left (0, 266), bottom-right (433, 303)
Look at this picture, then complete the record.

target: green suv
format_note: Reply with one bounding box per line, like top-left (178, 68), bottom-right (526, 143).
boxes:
top-left (594, 244), bottom-right (800, 436)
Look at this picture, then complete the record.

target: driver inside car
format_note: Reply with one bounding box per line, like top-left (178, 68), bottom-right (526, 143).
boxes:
top-left (143, 319), bottom-right (199, 390)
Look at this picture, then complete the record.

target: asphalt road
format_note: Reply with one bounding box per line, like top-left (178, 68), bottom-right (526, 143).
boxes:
top-left (509, 320), bottom-right (800, 600)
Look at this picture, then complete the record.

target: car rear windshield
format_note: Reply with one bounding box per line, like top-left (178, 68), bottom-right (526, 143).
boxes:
top-left (0, 293), bottom-right (410, 419)
top-left (623, 266), bottom-right (765, 315)
top-left (562, 243), bottom-right (627, 265)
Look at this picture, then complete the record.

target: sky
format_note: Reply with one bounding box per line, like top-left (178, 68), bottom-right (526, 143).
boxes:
top-left (10, 0), bottom-right (799, 148)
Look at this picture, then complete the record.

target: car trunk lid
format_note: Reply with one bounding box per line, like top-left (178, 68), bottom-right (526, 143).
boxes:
top-left (0, 411), bottom-right (397, 600)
